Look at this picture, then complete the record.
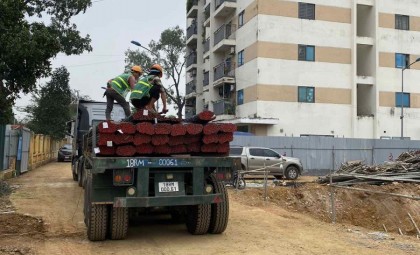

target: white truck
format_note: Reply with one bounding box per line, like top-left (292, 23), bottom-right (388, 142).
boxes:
top-left (229, 146), bottom-right (303, 180)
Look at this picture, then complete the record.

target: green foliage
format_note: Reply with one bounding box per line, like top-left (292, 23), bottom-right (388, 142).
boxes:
top-left (26, 67), bottom-right (72, 139)
top-left (0, 91), bottom-right (14, 125)
top-left (125, 26), bottom-right (186, 118)
top-left (0, 0), bottom-right (92, 111)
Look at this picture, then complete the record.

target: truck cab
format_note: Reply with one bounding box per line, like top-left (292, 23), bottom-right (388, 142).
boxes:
top-left (68, 99), bottom-right (125, 186)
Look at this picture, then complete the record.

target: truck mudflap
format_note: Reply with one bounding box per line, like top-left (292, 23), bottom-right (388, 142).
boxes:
top-left (111, 193), bottom-right (224, 208)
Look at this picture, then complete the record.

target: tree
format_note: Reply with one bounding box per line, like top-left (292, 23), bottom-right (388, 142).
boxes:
top-left (26, 67), bottom-right (72, 139)
top-left (0, 93), bottom-right (13, 124)
top-left (125, 26), bottom-right (186, 119)
top-left (0, 0), bottom-right (92, 113)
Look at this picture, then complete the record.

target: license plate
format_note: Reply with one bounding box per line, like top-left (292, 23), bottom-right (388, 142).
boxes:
top-left (158, 182), bottom-right (179, 192)
top-left (65, 156), bottom-right (70, 159)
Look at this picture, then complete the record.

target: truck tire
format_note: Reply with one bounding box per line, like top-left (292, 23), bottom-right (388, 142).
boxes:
top-left (72, 160), bottom-right (78, 181)
top-left (77, 158), bottom-right (84, 187)
top-left (85, 176), bottom-right (108, 241)
top-left (285, 166), bottom-right (299, 180)
top-left (186, 204), bottom-right (211, 235)
top-left (109, 207), bottom-right (129, 240)
top-left (208, 175), bottom-right (229, 234)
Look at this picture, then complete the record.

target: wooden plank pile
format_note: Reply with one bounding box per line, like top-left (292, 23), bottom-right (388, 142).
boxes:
top-left (93, 110), bottom-right (236, 156)
top-left (318, 150), bottom-right (420, 185)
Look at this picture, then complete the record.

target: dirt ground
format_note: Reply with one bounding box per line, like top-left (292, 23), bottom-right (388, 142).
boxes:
top-left (0, 163), bottom-right (419, 255)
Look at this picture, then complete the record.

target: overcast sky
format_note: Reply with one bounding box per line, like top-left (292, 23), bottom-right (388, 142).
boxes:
top-left (15, 0), bottom-right (186, 120)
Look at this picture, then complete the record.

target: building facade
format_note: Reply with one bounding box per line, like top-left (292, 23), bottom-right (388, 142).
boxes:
top-left (185, 0), bottom-right (420, 139)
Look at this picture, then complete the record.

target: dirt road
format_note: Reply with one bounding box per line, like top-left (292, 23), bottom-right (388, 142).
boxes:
top-left (0, 162), bottom-right (419, 255)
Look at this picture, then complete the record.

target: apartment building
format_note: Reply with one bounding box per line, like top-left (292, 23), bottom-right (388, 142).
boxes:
top-left (185, 0), bottom-right (420, 139)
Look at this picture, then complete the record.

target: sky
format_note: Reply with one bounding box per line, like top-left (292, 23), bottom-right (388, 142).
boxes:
top-left (14, 0), bottom-right (186, 120)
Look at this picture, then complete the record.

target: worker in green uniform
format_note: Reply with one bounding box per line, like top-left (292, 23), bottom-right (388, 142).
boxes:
top-left (105, 66), bottom-right (142, 120)
top-left (130, 64), bottom-right (168, 114)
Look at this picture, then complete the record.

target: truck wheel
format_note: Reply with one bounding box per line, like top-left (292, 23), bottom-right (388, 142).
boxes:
top-left (85, 176), bottom-right (108, 241)
top-left (77, 158), bottom-right (84, 187)
top-left (109, 207), bottom-right (129, 240)
top-left (72, 163), bottom-right (78, 181)
top-left (285, 166), bottom-right (299, 180)
top-left (186, 204), bottom-right (211, 235)
top-left (208, 175), bottom-right (229, 234)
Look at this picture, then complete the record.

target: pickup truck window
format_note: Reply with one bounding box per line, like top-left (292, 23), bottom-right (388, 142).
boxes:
top-left (263, 149), bottom-right (279, 158)
top-left (229, 148), bottom-right (243, 155)
top-left (249, 148), bottom-right (264, 156)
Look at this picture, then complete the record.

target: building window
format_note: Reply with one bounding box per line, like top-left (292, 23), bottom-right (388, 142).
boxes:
top-left (238, 11), bottom-right (244, 28)
top-left (395, 53), bottom-right (409, 69)
top-left (238, 50), bottom-right (244, 66)
top-left (298, 86), bottom-right (315, 103)
top-left (298, 45), bottom-right (315, 61)
top-left (395, 92), bottom-right (410, 108)
top-left (395, 14), bottom-right (409, 30)
top-left (237, 89), bottom-right (244, 105)
top-left (298, 2), bottom-right (315, 20)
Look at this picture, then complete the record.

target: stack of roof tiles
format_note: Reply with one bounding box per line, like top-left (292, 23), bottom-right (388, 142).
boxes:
top-left (94, 110), bottom-right (236, 156)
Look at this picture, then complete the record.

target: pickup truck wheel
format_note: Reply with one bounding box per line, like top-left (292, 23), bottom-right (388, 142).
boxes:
top-left (208, 175), bottom-right (229, 234)
top-left (186, 204), bottom-right (211, 235)
top-left (85, 177), bottom-right (108, 241)
top-left (285, 166), bottom-right (299, 180)
top-left (109, 207), bottom-right (128, 240)
top-left (233, 175), bottom-right (246, 190)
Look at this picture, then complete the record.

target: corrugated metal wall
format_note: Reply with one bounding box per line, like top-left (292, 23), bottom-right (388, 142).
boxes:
top-left (232, 136), bottom-right (420, 175)
top-left (0, 125), bottom-right (5, 170)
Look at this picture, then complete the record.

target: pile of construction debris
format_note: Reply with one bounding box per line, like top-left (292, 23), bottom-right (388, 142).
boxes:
top-left (318, 150), bottom-right (420, 185)
top-left (90, 110), bottom-right (236, 156)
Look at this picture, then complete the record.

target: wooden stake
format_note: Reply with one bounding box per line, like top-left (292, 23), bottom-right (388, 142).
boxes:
top-left (382, 224), bottom-right (387, 233)
top-left (408, 212), bottom-right (420, 236)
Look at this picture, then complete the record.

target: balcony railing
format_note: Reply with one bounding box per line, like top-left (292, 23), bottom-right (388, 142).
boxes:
top-left (185, 106), bottom-right (196, 119)
top-left (203, 71), bottom-right (209, 86)
top-left (187, 21), bottom-right (198, 40)
top-left (215, 0), bottom-right (237, 11)
top-left (186, 52), bottom-right (197, 67)
top-left (214, 23), bottom-right (236, 46)
top-left (213, 100), bottom-right (235, 115)
top-left (203, 38), bottom-right (210, 54)
top-left (204, 4), bottom-right (210, 20)
top-left (214, 61), bottom-right (235, 81)
top-left (186, 80), bottom-right (196, 95)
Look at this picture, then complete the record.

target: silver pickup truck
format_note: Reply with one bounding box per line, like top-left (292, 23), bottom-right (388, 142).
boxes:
top-left (229, 146), bottom-right (303, 180)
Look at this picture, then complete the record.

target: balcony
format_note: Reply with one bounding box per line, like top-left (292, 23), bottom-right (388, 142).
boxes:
top-left (186, 22), bottom-right (198, 46)
top-left (214, 0), bottom-right (237, 18)
top-left (213, 100), bottom-right (235, 116)
top-left (213, 23), bottom-right (236, 53)
top-left (203, 71), bottom-right (210, 87)
top-left (186, 79), bottom-right (197, 95)
top-left (213, 61), bottom-right (235, 86)
top-left (186, 52), bottom-right (197, 71)
top-left (185, 106), bottom-right (196, 119)
top-left (187, 0), bottom-right (198, 18)
top-left (203, 4), bottom-right (210, 27)
top-left (203, 37), bottom-right (210, 55)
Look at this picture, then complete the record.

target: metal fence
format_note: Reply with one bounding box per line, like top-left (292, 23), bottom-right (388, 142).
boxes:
top-left (0, 125), bottom-right (65, 174)
top-left (232, 136), bottom-right (420, 175)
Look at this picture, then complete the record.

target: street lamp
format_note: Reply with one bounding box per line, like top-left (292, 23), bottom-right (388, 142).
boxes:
top-left (130, 40), bottom-right (158, 57)
top-left (400, 57), bottom-right (420, 139)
